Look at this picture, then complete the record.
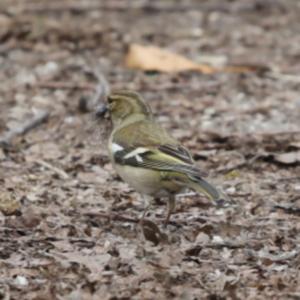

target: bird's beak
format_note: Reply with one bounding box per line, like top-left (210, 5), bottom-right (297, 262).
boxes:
top-left (95, 104), bottom-right (108, 118)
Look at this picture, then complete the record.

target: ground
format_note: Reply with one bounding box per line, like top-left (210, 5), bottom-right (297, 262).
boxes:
top-left (0, 0), bottom-right (300, 299)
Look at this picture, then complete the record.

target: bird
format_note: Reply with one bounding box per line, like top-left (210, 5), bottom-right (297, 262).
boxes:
top-left (97, 90), bottom-right (227, 224)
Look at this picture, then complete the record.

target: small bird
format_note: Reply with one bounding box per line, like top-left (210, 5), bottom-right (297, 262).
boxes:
top-left (97, 90), bottom-right (226, 224)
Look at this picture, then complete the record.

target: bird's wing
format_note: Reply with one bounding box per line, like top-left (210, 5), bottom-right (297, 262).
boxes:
top-left (112, 120), bottom-right (208, 178)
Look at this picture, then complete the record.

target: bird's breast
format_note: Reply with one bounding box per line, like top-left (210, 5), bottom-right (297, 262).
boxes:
top-left (113, 163), bottom-right (163, 195)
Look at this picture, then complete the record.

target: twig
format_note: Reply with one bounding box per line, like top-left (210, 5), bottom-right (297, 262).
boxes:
top-left (36, 159), bottom-right (69, 180)
top-left (0, 110), bottom-right (50, 147)
top-left (217, 160), bottom-right (247, 173)
top-left (176, 191), bottom-right (197, 198)
top-left (217, 153), bottom-right (262, 173)
top-left (21, 0), bottom-right (146, 13)
top-left (35, 80), bottom-right (219, 91)
top-left (207, 241), bottom-right (248, 249)
top-left (84, 212), bottom-right (139, 224)
top-left (18, 0), bottom-right (263, 15)
top-left (19, 1), bottom-right (229, 14)
top-left (277, 176), bottom-right (300, 182)
top-left (268, 71), bottom-right (300, 83)
top-left (205, 130), bottom-right (300, 139)
top-left (255, 248), bottom-right (300, 262)
top-left (229, 193), bottom-right (252, 198)
top-left (273, 204), bottom-right (300, 216)
top-left (34, 81), bottom-right (95, 91)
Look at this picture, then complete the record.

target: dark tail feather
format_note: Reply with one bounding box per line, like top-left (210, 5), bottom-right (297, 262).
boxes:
top-left (187, 176), bottom-right (224, 202)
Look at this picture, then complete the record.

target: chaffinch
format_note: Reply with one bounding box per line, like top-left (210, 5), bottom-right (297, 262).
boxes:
top-left (97, 90), bottom-right (227, 224)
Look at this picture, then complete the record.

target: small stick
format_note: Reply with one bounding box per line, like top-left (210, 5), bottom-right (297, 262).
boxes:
top-left (34, 81), bottom-right (95, 91)
top-left (0, 110), bottom-right (50, 147)
top-left (36, 159), bottom-right (69, 180)
top-left (268, 72), bottom-right (300, 83)
top-left (20, 1), bottom-right (202, 14)
top-left (84, 212), bottom-right (139, 224)
top-left (176, 191), bottom-right (197, 198)
top-left (273, 204), bottom-right (300, 216)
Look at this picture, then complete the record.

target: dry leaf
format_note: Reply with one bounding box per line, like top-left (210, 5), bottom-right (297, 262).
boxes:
top-left (0, 191), bottom-right (21, 216)
top-left (274, 151), bottom-right (300, 164)
top-left (290, 142), bottom-right (300, 149)
top-left (140, 219), bottom-right (168, 245)
top-left (125, 44), bottom-right (215, 74)
top-left (125, 44), bottom-right (265, 74)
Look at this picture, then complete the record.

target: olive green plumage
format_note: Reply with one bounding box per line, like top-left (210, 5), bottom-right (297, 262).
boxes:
top-left (103, 90), bottom-right (226, 224)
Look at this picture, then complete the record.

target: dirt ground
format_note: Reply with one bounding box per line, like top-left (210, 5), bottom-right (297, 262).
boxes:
top-left (0, 0), bottom-right (300, 299)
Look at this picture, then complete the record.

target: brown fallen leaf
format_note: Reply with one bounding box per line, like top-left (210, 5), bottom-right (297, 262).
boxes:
top-left (274, 151), bottom-right (300, 165)
top-left (140, 219), bottom-right (168, 245)
top-left (290, 142), bottom-right (300, 149)
top-left (125, 44), bottom-right (214, 74)
top-left (125, 44), bottom-right (265, 74)
top-left (0, 191), bottom-right (21, 216)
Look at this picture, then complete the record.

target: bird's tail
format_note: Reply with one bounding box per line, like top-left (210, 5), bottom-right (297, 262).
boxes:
top-left (186, 175), bottom-right (226, 204)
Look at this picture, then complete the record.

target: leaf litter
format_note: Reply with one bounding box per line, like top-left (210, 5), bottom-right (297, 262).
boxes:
top-left (0, 0), bottom-right (300, 299)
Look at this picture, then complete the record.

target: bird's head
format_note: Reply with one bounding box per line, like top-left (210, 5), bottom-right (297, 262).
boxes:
top-left (97, 90), bottom-right (152, 126)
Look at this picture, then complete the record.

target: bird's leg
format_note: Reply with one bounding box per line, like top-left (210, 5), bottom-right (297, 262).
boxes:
top-left (164, 194), bottom-right (175, 226)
